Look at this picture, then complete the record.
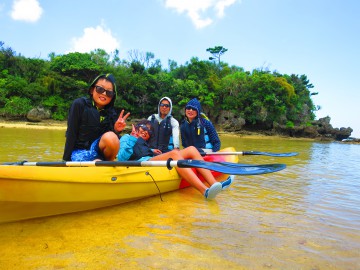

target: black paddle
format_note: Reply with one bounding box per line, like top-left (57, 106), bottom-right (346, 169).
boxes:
top-left (2, 159), bottom-right (286, 175)
top-left (204, 150), bottom-right (298, 157)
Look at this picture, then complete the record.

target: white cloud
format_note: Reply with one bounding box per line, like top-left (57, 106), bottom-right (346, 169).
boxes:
top-left (215, 0), bottom-right (237, 18)
top-left (10, 0), bottom-right (43, 23)
top-left (68, 24), bottom-right (120, 54)
top-left (164, 0), bottom-right (239, 29)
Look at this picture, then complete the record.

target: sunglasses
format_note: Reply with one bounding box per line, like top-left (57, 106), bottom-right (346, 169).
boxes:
top-left (94, 85), bottom-right (115, 98)
top-left (136, 124), bottom-right (153, 136)
top-left (160, 103), bottom-right (170, 108)
top-left (185, 106), bottom-right (196, 111)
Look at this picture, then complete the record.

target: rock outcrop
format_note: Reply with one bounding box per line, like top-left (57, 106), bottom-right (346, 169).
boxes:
top-left (217, 111), bottom-right (245, 131)
top-left (219, 114), bottom-right (354, 141)
top-left (311, 117), bottom-right (353, 140)
top-left (26, 107), bottom-right (51, 122)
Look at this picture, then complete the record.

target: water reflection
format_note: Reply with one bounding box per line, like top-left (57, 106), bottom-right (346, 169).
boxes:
top-left (0, 129), bottom-right (359, 269)
top-left (0, 128), bottom-right (65, 162)
top-left (305, 142), bottom-right (360, 232)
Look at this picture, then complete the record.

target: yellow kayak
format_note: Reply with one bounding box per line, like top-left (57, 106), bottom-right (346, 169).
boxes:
top-left (0, 147), bottom-right (237, 223)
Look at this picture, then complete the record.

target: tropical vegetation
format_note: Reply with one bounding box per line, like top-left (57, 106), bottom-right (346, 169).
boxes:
top-left (0, 41), bottom-right (319, 131)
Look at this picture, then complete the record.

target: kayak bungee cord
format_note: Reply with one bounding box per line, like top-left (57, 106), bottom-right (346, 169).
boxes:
top-left (145, 171), bottom-right (163, 202)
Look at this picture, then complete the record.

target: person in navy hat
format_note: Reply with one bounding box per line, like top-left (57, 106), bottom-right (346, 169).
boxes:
top-left (180, 98), bottom-right (221, 152)
top-left (63, 74), bottom-right (130, 161)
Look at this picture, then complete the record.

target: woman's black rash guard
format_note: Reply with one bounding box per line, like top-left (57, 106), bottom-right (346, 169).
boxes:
top-left (62, 97), bottom-right (119, 161)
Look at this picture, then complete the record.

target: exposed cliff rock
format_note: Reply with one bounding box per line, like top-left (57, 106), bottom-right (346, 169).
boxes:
top-left (26, 107), bottom-right (51, 122)
top-left (272, 117), bottom-right (353, 140)
top-left (217, 111), bottom-right (246, 131)
top-left (312, 117), bottom-right (353, 140)
top-left (220, 114), bottom-right (354, 141)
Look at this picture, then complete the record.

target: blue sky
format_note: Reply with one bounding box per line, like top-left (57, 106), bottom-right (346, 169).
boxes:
top-left (1, 0), bottom-right (359, 137)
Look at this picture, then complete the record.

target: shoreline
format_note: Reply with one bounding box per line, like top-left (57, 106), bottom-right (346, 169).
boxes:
top-left (1, 120), bottom-right (358, 143)
top-left (0, 120), bottom-right (67, 130)
top-left (0, 119), bottom-right (316, 141)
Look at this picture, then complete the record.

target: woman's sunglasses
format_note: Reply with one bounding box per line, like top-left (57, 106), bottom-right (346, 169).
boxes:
top-left (185, 106), bottom-right (196, 111)
top-left (94, 85), bottom-right (115, 98)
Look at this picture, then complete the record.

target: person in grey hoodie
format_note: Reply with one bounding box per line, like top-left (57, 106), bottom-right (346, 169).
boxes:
top-left (147, 97), bottom-right (180, 153)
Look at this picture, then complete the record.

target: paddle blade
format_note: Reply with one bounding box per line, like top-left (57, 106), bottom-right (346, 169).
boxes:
top-left (216, 162), bottom-right (286, 175)
top-left (177, 160), bottom-right (286, 175)
top-left (242, 151), bottom-right (298, 157)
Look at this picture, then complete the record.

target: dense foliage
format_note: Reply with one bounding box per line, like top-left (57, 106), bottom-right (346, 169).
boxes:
top-left (0, 41), bottom-right (318, 129)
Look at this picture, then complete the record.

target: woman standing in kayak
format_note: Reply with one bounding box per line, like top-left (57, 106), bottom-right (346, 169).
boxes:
top-left (63, 74), bottom-right (130, 162)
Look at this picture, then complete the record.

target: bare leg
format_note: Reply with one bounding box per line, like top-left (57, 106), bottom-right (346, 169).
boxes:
top-left (98, 132), bottom-right (120, 160)
top-left (150, 151), bottom-right (208, 195)
top-left (177, 146), bottom-right (218, 186)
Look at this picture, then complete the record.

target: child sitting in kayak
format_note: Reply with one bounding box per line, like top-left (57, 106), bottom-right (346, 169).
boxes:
top-left (117, 120), bottom-right (232, 200)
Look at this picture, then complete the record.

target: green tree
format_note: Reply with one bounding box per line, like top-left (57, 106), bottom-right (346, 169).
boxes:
top-left (0, 42), bottom-right (320, 133)
top-left (16, 57), bottom-right (47, 83)
top-left (0, 42), bottom-right (18, 73)
top-left (42, 95), bottom-right (68, 120)
top-left (284, 74), bottom-right (316, 125)
top-left (49, 52), bottom-right (101, 82)
top-left (206, 46), bottom-right (228, 66)
top-left (0, 96), bottom-right (32, 118)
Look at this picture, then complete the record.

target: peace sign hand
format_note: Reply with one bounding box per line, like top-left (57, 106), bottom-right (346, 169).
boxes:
top-left (130, 124), bottom-right (139, 138)
top-left (115, 109), bottom-right (130, 133)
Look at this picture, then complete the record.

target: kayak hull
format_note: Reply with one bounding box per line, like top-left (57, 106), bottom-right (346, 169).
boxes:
top-left (0, 166), bottom-right (181, 223)
top-left (0, 147), bottom-right (237, 223)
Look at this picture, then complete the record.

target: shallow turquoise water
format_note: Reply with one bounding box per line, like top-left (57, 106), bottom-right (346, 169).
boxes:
top-left (0, 129), bottom-right (359, 269)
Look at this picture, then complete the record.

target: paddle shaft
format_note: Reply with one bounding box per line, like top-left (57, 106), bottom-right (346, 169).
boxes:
top-left (18, 160), bottom-right (175, 168)
top-left (2, 159), bottom-right (287, 175)
top-left (205, 151), bottom-right (298, 157)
